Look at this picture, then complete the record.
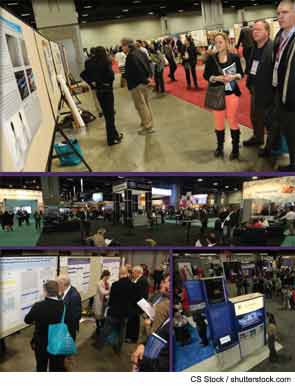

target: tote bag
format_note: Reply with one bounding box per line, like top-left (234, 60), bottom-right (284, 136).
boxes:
top-left (204, 55), bottom-right (226, 111)
top-left (47, 307), bottom-right (77, 356)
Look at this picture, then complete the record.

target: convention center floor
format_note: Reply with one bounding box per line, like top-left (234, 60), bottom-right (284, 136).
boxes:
top-left (51, 66), bottom-right (286, 172)
top-left (0, 224), bottom-right (42, 247)
top-left (0, 317), bottom-right (135, 372)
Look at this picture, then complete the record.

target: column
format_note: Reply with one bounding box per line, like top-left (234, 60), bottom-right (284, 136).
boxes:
top-left (32, 0), bottom-right (84, 79)
top-left (125, 189), bottom-right (133, 226)
top-left (145, 191), bottom-right (152, 217)
top-left (41, 176), bottom-right (60, 206)
top-left (160, 16), bottom-right (169, 35)
top-left (201, 0), bottom-right (224, 30)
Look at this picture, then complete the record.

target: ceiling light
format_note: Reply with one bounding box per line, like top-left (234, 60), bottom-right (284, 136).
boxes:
top-left (178, 9), bottom-right (184, 12)
top-left (252, 176), bottom-right (259, 180)
top-left (197, 178), bottom-right (203, 182)
top-left (160, 6), bottom-right (166, 9)
top-left (225, 186), bottom-right (229, 189)
top-left (148, 11), bottom-right (154, 15)
top-left (84, 5), bottom-right (93, 8)
top-left (81, 21), bottom-right (87, 23)
top-left (7, 2), bottom-right (19, 5)
top-left (122, 9), bottom-right (129, 12)
top-left (213, 182), bottom-right (219, 186)
top-left (82, 14), bottom-right (88, 17)
top-left (21, 13), bottom-right (31, 16)
top-left (193, 2), bottom-right (199, 5)
top-left (133, 0), bottom-right (141, 3)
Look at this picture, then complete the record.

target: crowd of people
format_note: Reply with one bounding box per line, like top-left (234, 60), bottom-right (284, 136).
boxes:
top-left (24, 263), bottom-right (169, 372)
top-left (80, 0), bottom-right (295, 171)
top-left (0, 209), bottom-right (43, 232)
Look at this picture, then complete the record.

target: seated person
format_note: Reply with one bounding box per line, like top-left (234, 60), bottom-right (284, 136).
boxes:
top-left (86, 228), bottom-right (110, 246)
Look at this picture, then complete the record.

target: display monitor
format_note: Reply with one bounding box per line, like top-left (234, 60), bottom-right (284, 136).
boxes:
top-left (192, 194), bottom-right (208, 205)
top-left (237, 309), bottom-right (264, 330)
top-left (92, 192), bottom-right (103, 202)
top-left (204, 277), bottom-right (225, 304)
top-left (14, 206), bottom-right (32, 214)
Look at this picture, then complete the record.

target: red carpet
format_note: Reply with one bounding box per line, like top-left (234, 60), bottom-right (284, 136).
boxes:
top-left (163, 65), bottom-right (252, 129)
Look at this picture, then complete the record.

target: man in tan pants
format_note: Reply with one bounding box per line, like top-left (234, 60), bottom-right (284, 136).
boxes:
top-left (121, 38), bottom-right (155, 135)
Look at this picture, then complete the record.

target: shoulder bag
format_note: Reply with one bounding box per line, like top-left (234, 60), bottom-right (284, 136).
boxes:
top-left (204, 55), bottom-right (226, 111)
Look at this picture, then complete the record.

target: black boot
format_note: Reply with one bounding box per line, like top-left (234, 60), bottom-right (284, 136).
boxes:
top-left (214, 130), bottom-right (225, 158)
top-left (230, 129), bottom-right (240, 160)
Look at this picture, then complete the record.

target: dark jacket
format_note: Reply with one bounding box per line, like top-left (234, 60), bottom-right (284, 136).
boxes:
top-left (181, 45), bottom-right (197, 66)
top-left (108, 277), bottom-right (134, 319)
top-left (203, 53), bottom-right (244, 97)
top-left (83, 57), bottom-right (115, 89)
top-left (125, 48), bottom-right (152, 90)
top-left (273, 29), bottom-right (295, 111)
top-left (135, 275), bottom-right (149, 303)
top-left (63, 286), bottom-right (82, 339)
top-left (246, 39), bottom-right (274, 109)
top-left (237, 27), bottom-right (255, 49)
top-left (24, 298), bottom-right (68, 348)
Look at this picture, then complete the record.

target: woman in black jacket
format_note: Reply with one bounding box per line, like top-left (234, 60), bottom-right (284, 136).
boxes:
top-left (85, 47), bottom-right (123, 146)
top-left (204, 33), bottom-right (244, 159)
top-left (181, 36), bottom-right (199, 89)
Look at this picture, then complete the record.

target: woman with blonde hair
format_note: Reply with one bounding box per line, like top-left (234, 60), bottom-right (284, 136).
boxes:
top-left (204, 32), bottom-right (244, 160)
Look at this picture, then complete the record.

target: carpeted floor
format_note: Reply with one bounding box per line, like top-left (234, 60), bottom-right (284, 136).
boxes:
top-left (0, 223), bottom-right (41, 247)
top-left (163, 64), bottom-right (252, 129)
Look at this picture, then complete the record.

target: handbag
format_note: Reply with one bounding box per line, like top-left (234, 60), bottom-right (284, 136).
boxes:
top-left (47, 306), bottom-right (77, 356)
top-left (204, 55), bottom-right (226, 111)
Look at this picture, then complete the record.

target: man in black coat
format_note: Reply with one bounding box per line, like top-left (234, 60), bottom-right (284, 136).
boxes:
top-left (24, 281), bottom-right (67, 372)
top-left (105, 266), bottom-right (135, 352)
top-left (126, 266), bottom-right (149, 342)
top-left (236, 22), bottom-right (255, 70)
top-left (273, 0), bottom-right (295, 171)
top-left (57, 275), bottom-right (82, 341)
top-left (243, 20), bottom-right (274, 149)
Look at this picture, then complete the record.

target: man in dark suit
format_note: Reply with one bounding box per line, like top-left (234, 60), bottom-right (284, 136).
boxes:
top-left (105, 266), bottom-right (135, 352)
top-left (24, 281), bottom-right (66, 372)
top-left (57, 274), bottom-right (82, 341)
top-left (126, 266), bottom-right (149, 342)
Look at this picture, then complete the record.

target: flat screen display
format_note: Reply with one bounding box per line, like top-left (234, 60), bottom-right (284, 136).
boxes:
top-left (92, 193), bottom-right (103, 202)
top-left (204, 278), bottom-right (225, 304)
top-left (192, 194), bottom-right (208, 205)
top-left (237, 309), bottom-right (264, 330)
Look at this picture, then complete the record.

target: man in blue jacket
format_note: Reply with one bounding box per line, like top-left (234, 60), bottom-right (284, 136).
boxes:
top-left (57, 274), bottom-right (82, 341)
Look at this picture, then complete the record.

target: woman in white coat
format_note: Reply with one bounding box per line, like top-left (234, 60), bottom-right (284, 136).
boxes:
top-left (93, 270), bottom-right (111, 336)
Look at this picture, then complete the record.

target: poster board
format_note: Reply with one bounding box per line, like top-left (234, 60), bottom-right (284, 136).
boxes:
top-left (34, 31), bottom-right (61, 119)
top-left (0, 7), bottom-right (56, 172)
top-left (101, 257), bottom-right (121, 286)
top-left (59, 256), bottom-right (100, 301)
top-left (0, 256), bottom-right (58, 339)
top-left (191, 30), bottom-right (208, 47)
top-left (50, 41), bottom-right (66, 81)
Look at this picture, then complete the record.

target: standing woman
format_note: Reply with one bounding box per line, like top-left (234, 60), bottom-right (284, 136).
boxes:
top-left (181, 36), bottom-right (199, 89)
top-left (204, 33), bottom-right (244, 160)
top-left (93, 270), bottom-right (111, 336)
top-left (267, 313), bottom-right (278, 363)
top-left (85, 47), bottom-right (123, 146)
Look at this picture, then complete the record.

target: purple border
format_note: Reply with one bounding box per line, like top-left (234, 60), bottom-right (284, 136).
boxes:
top-left (169, 248), bottom-right (173, 372)
top-left (1, 172), bottom-right (295, 177)
top-left (1, 246), bottom-right (295, 251)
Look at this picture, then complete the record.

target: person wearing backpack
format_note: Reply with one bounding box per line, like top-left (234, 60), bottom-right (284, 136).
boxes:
top-left (24, 281), bottom-right (70, 372)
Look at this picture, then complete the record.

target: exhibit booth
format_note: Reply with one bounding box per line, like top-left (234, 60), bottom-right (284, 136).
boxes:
top-left (0, 188), bottom-right (43, 213)
top-left (175, 259), bottom-right (267, 372)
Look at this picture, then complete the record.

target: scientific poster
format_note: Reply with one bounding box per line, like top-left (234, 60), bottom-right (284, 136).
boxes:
top-left (0, 14), bottom-right (42, 171)
top-left (102, 258), bottom-right (121, 285)
top-left (67, 257), bottom-right (91, 294)
top-left (0, 257), bottom-right (57, 337)
top-left (50, 41), bottom-right (66, 80)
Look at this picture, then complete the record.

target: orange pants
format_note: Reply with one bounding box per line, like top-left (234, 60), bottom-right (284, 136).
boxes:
top-left (213, 94), bottom-right (240, 131)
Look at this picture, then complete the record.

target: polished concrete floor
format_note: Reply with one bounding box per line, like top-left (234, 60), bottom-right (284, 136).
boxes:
top-left (0, 318), bottom-right (135, 372)
top-left (51, 74), bottom-right (284, 172)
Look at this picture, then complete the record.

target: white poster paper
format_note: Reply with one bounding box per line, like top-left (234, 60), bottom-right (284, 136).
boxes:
top-left (102, 258), bottom-right (121, 285)
top-left (0, 256), bottom-right (57, 337)
top-left (67, 257), bottom-right (91, 294)
top-left (0, 14), bottom-right (42, 171)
